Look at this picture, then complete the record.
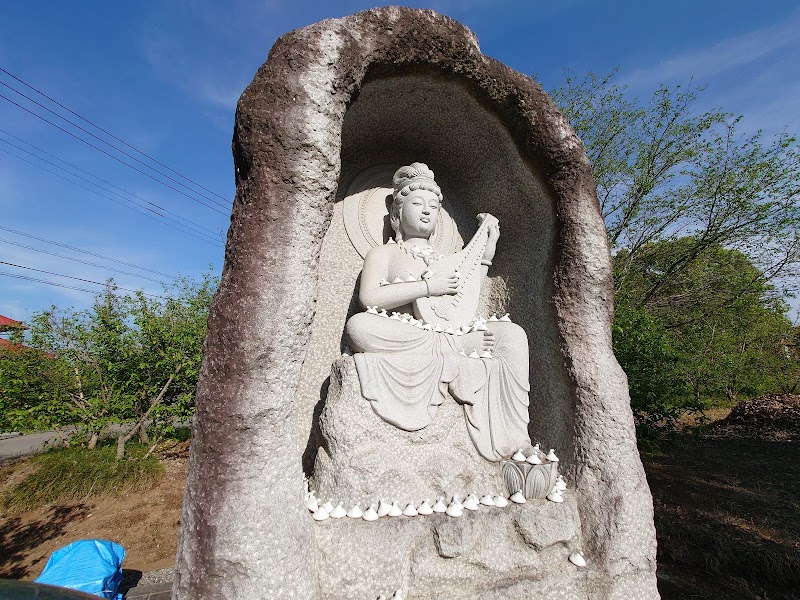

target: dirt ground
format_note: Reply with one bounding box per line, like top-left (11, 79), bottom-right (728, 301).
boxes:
top-left (0, 449), bottom-right (186, 580)
top-left (1, 399), bottom-right (798, 597)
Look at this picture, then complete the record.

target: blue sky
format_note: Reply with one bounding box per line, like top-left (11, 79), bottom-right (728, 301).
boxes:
top-left (1, 0), bottom-right (798, 322)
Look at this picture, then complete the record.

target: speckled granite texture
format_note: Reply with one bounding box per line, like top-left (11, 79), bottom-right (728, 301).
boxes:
top-left (174, 7), bottom-right (659, 599)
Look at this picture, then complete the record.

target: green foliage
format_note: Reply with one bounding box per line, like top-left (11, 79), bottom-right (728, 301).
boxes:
top-left (1, 271), bottom-right (217, 453)
top-left (551, 71), bottom-right (800, 430)
top-left (612, 302), bottom-right (694, 434)
top-left (0, 344), bottom-right (73, 432)
top-left (0, 443), bottom-right (163, 512)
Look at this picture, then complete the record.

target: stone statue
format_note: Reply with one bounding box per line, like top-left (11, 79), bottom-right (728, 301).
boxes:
top-left (345, 162), bottom-right (531, 460)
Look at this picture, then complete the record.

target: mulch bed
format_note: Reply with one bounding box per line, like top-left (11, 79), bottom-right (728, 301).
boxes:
top-left (706, 393), bottom-right (800, 441)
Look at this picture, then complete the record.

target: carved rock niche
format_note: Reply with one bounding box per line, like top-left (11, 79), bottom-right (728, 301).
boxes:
top-left (174, 7), bottom-right (659, 600)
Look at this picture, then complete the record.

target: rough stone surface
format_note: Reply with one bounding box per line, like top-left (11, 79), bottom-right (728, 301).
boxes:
top-left (313, 357), bottom-right (505, 508)
top-left (175, 6), bottom-right (659, 599)
top-left (312, 498), bottom-right (583, 599)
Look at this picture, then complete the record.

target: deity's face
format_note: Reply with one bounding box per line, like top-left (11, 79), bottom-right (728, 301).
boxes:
top-left (399, 189), bottom-right (440, 239)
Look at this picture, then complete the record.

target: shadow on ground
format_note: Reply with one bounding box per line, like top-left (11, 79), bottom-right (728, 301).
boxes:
top-left (0, 504), bottom-right (90, 578)
top-left (645, 436), bottom-right (800, 599)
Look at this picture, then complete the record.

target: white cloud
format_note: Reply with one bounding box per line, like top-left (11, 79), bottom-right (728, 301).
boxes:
top-left (620, 11), bottom-right (800, 91)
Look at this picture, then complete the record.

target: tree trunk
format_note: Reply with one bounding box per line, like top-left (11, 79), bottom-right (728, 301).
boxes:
top-left (87, 432), bottom-right (98, 449)
top-left (139, 425), bottom-right (149, 444)
top-left (116, 371), bottom-right (177, 460)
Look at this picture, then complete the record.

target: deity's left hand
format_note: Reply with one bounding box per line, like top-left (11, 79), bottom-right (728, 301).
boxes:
top-left (483, 222), bottom-right (500, 263)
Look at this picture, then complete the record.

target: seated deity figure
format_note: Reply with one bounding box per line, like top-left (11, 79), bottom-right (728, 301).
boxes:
top-left (345, 162), bottom-right (531, 461)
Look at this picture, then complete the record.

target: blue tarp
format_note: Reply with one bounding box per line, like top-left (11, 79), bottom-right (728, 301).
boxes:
top-left (34, 539), bottom-right (125, 599)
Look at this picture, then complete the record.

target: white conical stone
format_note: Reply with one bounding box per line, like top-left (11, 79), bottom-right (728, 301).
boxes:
top-left (367, 306), bottom-right (378, 314)
top-left (479, 494), bottom-right (496, 506)
top-left (556, 476), bottom-right (567, 491)
top-left (377, 499), bottom-right (392, 517)
top-left (468, 350), bottom-right (480, 359)
top-left (362, 506), bottom-right (379, 521)
top-left (445, 501), bottom-right (463, 517)
top-left (433, 324), bottom-right (444, 332)
top-left (488, 314), bottom-right (498, 321)
top-left (526, 452), bottom-right (542, 465)
top-left (463, 495), bottom-right (479, 511)
top-left (378, 309), bottom-right (388, 317)
top-left (480, 350), bottom-right (492, 359)
top-left (322, 501), bottom-right (334, 513)
top-left (450, 495), bottom-right (463, 510)
top-left (305, 497), bottom-right (319, 512)
top-left (387, 502), bottom-right (403, 517)
top-left (510, 491), bottom-right (527, 504)
top-left (312, 506), bottom-right (330, 521)
top-left (390, 312), bottom-right (401, 320)
top-left (432, 499), bottom-right (447, 513)
top-left (546, 449), bottom-right (559, 462)
top-left (512, 449), bottom-right (526, 462)
top-left (379, 279), bottom-right (389, 287)
top-left (402, 503), bottom-right (418, 517)
top-left (499, 313), bottom-right (511, 322)
top-left (444, 326), bottom-right (455, 334)
top-left (547, 489), bottom-right (564, 503)
top-left (417, 500), bottom-right (433, 515)
top-left (330, 504), bottom-right (347, 518)
top-left (493, 495), bottom-right (509, 508)
top-left (347, 504), bottom-right (363, 518)
top-left (392, 276), bottom-right (403, 284)
top-left (405, 274), bottom-right (416, 282)
top-left (569, 552), bottom-right (587, 567)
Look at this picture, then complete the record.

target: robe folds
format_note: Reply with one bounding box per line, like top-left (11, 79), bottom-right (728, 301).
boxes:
top-left (346, 312), bottom-right (530, 461)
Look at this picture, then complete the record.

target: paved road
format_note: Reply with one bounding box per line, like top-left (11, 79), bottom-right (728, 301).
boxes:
top-left (0, 430), bottom-right (69, 463)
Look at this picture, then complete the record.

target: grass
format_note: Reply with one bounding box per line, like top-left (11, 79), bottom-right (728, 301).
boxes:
top-left (0, 442), bottom-right (163, 513)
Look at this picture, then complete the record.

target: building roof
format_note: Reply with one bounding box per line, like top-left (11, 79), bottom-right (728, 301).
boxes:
top-left (0, 315), bottom-right (26, 332)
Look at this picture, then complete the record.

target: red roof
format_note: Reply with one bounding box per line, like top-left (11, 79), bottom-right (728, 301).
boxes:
top-left (0, 315), bottom-right (26, 332)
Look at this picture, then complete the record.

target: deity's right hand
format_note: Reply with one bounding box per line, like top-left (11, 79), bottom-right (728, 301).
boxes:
top-left (426, 271), bottom-right (459, 297)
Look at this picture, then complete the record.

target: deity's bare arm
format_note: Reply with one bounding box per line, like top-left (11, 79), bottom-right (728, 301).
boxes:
top-left (358, 246), bottom-right (459, 310)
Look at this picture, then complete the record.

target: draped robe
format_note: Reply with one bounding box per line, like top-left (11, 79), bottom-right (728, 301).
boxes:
top-left (346, 312), bottom-right (531, 461)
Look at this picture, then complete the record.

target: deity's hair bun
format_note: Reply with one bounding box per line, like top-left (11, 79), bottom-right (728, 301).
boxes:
top-left (392, 162), bottom-right (443, 202)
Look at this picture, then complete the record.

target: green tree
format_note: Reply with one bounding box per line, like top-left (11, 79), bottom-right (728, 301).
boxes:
top-left (550, 71), bottom-right (800, 310)
top-left (550, 71), bottom-right (800, 428)
top-left (6, 272), bottom-right (217, 455)
top-left (114, 273), bottom-right (216, 459)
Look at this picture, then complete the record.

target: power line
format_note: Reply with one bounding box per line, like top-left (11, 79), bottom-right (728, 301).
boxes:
top-left (0, 130), bottom-right (221, 237)
top-left (0, 237), bottom-right (169, 285)
top-left (0, 225), bottom-right (174, 278)
top-left (0, 77), bottom-right (229, 210)
top-left (0, 137), bottom-right (223, 242)
top-left (0, 146), bottom-right (223, 247)
top-left (1, 270), bottom-right (113, 296)
top-left (0, 91), bottom-right (229, 216)
top-left (0, 261), bottom-right (168, 299)
top-left (0, 66), bottom-right (229, 203)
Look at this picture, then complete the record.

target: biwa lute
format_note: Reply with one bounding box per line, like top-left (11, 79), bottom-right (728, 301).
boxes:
top-left (413, 212), bottom-right (498, 326)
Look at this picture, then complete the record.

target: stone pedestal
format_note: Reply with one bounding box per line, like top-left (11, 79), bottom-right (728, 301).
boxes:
top-left (313, 357), bottom-right (505, 508)
top-left (312, 492), bottom-right (585, 599)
